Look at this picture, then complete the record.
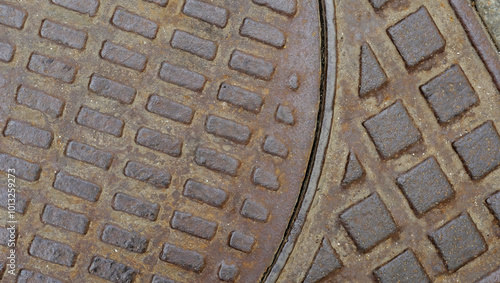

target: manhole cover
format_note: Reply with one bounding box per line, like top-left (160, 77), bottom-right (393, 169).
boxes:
top-left (271, 0), bottom-right (500, 282)
top-left (0, 0), bottom-right (321, 282)
top-left (1, 0), bottom-right (500, 282)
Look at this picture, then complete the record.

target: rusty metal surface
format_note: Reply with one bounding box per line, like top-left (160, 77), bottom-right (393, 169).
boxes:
top-left (273, 0), bottom-right (500, 282)
top-left (0, 0), bottom-right (322, 282)
top-left (2, 0), bottom-right (500, 282)
top-left (451, 0), bottom-right (500, 92)
top-left (474, 0), bottom-right (500, 51)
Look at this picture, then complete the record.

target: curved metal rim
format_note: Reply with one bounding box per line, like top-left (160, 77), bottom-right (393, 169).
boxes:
top-left (261, 0), bottom-right (337, 281)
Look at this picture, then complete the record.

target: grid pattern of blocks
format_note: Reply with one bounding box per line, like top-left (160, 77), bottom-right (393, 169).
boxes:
top-left (330, 1), bottom-right (500, 281)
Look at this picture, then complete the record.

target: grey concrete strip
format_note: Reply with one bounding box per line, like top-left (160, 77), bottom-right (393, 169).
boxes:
top-left (474, 0), bottom-right (500, 50)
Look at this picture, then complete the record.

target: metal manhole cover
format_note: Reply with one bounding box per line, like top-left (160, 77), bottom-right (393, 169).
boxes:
top-left (1, 0), bottom-right (500, 282)
top-left (0, 0), bottom-right (321, 282)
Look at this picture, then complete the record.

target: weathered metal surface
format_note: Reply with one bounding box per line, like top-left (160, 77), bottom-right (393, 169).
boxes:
top-left (474, 0), bottom-right (500, 50)
top-left (0, 0), bottom-right (321, 282)
top-left (272, 0), bottom-right (500, 282)
top-left (451, 0), bottom-right (500, 91)
top-left (2, 0), bottom-right (500, 282)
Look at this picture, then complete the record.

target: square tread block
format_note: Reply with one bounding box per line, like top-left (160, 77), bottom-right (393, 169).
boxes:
top-left (374, 249), bottom-right (430, 283)
top-left (453, 121), bottom-right (500, 180)
top-left (339, 193), bottom-right (397, 252)
top-left (363, 100), bottom-right (422, 159)
top-left (429, 213), bottom-right (487, 272)
top-left (420, 65), bottom-right (477, 124)
top-left (396, 157), bottom-right (454, 216)
top-left (387, 6), bottom-right (445, 67)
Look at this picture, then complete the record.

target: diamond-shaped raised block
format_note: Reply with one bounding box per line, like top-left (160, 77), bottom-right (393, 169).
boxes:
top-left (396, 157), bottom-right (454, 216)
top-left (387, 6), bottom-right (445, 67)
top-left (363, 100), bottom-right (421, 159)
top-left (476, 267), bottom-right (500, 283)
top-left (429, 213), bottom-right (486, 272)
top-left (218, 262), bottom-right (239, 282)
top-left (420, 65), bottom-right (477, 123)
top-left (341, 151), bottom-right (364, 187)
top-left (453, 121), bottom-right (500, 180)
top-left (359, 43), bottom-right (387, 97)
top-left (374, 249), bottom-right (430, 283)
top-left (339, 193), bottom-right (397, 252)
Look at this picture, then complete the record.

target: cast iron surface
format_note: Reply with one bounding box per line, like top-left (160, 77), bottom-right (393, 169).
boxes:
top-left (2, 0), bottom-right (500, 282)
top-left (276, 0), bottom-right (500, 282)
top-left (0, 0), bottom-right (321, 282)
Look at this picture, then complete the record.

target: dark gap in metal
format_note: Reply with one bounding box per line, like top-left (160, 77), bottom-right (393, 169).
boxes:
top-left (260, 0), bottom-right (330, 281)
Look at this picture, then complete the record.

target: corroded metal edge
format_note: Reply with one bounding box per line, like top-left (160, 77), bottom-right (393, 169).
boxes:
top-left (450, 0), bottom-right (500, 91)
top-left (261, 0), bottom-right (335, 281)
